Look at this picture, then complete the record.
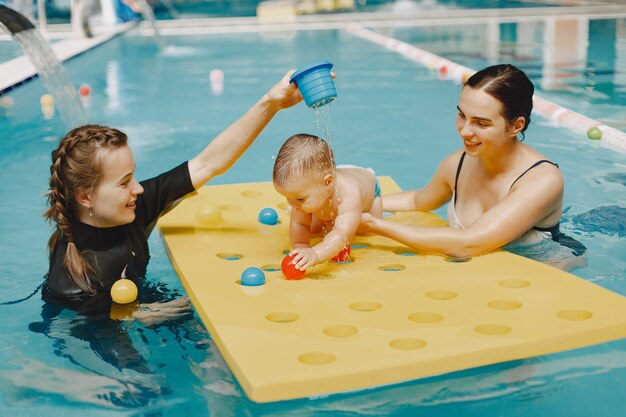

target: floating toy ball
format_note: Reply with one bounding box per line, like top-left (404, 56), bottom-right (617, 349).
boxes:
top-left (281, 254), bottom-right (306, 280)
top-left (210, 69), bottom-right (224, 82)
top-left (241, 267), bottom-right (266, 286)
top-left (79, 84), bottom-right (91, 97)
top-left (331, 244), bottom-right (351, 262)
top-left (0, 96), bottom-right (13, 107)
top-left (587, 126), bottom-right (602, 140)
top-left (40, 94), bottom-right (54, 106)
top-left (111, 278), bottom-right (138, 304)
top-left (258, 207), bottom-right (278, 225)
top-left (196, 202), bottom-right (223, 226)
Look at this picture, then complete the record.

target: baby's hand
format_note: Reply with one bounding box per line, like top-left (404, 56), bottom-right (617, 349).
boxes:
top-left (290, 247), bottom-right (320, 271)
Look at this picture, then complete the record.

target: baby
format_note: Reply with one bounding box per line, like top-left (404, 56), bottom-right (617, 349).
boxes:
top-left (273, 133), bottom-right (382, 271)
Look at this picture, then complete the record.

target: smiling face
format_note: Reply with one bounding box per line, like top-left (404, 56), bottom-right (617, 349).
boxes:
top-left (456, 86), bottom-right (523, 156)
top-left (274, 172), bottom-right (333, 214)
top-left (88, 146), bottom-right (144, 227)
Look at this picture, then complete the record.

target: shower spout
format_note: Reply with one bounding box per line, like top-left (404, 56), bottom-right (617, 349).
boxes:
top-left (0, 5), bottom-right (35, 35)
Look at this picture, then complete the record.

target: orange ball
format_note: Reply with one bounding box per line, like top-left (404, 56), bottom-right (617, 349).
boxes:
top-left (79, 84), bottom-right (91, 97)
top-left (281, 254), bottom-right (305, 280)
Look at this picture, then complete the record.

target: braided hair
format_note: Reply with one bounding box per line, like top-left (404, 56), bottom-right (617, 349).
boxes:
top-left (44, 125), bottom-right (128, 293)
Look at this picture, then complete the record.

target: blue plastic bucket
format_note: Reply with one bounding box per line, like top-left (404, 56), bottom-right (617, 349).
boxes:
top-left (290, 61), bottom-right (336, 108)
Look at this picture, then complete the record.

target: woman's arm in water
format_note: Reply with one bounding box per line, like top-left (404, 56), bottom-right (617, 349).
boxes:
top-left (188, 70), bottom-right (303, 189)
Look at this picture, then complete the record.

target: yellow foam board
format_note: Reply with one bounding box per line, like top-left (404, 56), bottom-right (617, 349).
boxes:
top-left (158, 177), bottom-right (626, 403)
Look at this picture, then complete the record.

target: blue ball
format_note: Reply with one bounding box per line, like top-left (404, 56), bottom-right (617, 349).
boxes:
top-left (241, 267), bottom-right (266, 286)
top-left (258, 207), bottom-right (278, 225)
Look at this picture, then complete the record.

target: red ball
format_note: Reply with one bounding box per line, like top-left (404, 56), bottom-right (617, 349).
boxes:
top-left (79, 84), bottom-right (91, 97)
top-left (281, 254), bottom-right (305, 280)
top-left (331, 244), bottom-right (351, 262)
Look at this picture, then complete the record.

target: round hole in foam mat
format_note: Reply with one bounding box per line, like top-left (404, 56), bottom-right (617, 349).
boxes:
top-left (389, 338), bottom-right (427, 350)
top-left (323, 325), bottom-right (358, 338)
top-left (444, 256), bottom-right (472, 263)
top-left (260, 264), bottom-right (281, 272)
top-left (393, 248), bottom-right (417, 256)
top-left (308, 272), bottom-right (336, 280)
top-left (556, 309), bottom-right (593, 321)
top-left (409, 312), bottom-right (444, 324)
top-left (349, 302), bottom-right (382, 312)
top-left (425, 290), bottom-right (458, 300)
top-left (298, 352), bottom-right (336, 365)
top-left (241, 190), bottom-right (263, 198)
top-left (475, 323), bottom-right (512, 335)
top-left (265, 312), bottom-right (300, 323)
top-left (488, 300), bottom-right (522, 310)
top-left (216, 252), bottom-right (243, 261)
top-left (378, 264), bottom-right (406, 272)
top-left (329, 258), bottom-right (354, 265)
top-left (351, 242), bottom-right (370, 249)
top-left (498, 279), bottom-right (530, 289)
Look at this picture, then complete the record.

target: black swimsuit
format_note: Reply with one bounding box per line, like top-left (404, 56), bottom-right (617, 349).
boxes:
top-left (43, 162), bottom-right (195, 310)
top-left (453, 152), bottom-right (586, 256)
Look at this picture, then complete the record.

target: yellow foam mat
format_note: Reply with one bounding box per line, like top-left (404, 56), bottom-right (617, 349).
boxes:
top-left (158, 177), bottom-right (626, 403)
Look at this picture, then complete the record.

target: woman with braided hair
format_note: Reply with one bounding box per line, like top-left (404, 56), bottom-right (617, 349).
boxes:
top-left (43, 70), bottom-right (306, 309)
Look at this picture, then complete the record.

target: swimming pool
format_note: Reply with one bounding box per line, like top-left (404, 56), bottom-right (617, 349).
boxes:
top-left (1, 10), bottom-right (625, 417)
top-left (386, 17), bottom-right (626, 132)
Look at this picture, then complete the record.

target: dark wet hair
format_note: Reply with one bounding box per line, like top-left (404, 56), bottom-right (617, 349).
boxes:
top-left (465, 64), bottom-right (534, 140)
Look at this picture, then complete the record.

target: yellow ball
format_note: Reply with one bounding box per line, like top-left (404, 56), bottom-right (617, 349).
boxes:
top-left (111, 278), bottom-right (138, 304)
top-left (40, 94), bottom-right (54, 106)
top-left (0, 96), bottom-right (13, 107)
top-left (196, 202), bottom-right (223, 226)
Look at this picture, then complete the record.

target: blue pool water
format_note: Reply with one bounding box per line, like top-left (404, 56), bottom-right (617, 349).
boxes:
top-left (0, 20), bottom-right (625, 417)
top-left (389, 17), bottom-right (626, 131)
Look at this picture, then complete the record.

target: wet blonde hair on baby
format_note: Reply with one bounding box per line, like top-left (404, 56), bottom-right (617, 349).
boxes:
top-left (273, 134), bottom-right (335, 188)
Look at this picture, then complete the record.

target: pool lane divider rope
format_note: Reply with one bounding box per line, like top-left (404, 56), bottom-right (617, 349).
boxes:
top-left (345, 22), bottom-right (626, 155)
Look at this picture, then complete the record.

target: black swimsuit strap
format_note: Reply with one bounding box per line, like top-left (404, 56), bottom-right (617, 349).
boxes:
top-left (509, 160), bottom-right (559, 190)
top-left (453, 152), bottom-right (467, 205)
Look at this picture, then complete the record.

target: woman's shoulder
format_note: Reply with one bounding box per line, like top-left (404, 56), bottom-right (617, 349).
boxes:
top-left (518, 144), bottom-right (562, 179)
top-left (434, 149), bottom-right (467, 184)
top-left (440, 149), bottom-right (466, 169)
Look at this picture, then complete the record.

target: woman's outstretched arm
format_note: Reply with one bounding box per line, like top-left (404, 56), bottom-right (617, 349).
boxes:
top-left (188, 70), bottom-right (302, 189)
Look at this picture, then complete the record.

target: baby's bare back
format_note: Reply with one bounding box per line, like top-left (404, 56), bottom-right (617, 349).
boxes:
top-left (336, 166), bottom-right (378, 213)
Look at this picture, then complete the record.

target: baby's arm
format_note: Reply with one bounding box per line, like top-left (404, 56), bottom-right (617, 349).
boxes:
top-left (291, 191), bottom-right (362, 270)
top-left (289, 208), bottom-right (313, 249)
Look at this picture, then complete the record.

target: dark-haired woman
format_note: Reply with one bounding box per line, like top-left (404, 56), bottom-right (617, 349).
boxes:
top-left (361, 64), bottom-right (585, 264)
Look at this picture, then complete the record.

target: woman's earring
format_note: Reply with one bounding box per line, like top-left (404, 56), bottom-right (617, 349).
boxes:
top-left (89, 207), bottom-right (93, 217)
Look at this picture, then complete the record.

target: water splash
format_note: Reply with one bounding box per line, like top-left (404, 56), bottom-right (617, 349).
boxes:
top-left (1, 5), bottom-right (87, 128)
top-left (314, 103), bottom-right (332, 144)
top-left (13, 29), bottom-right (88, 127)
